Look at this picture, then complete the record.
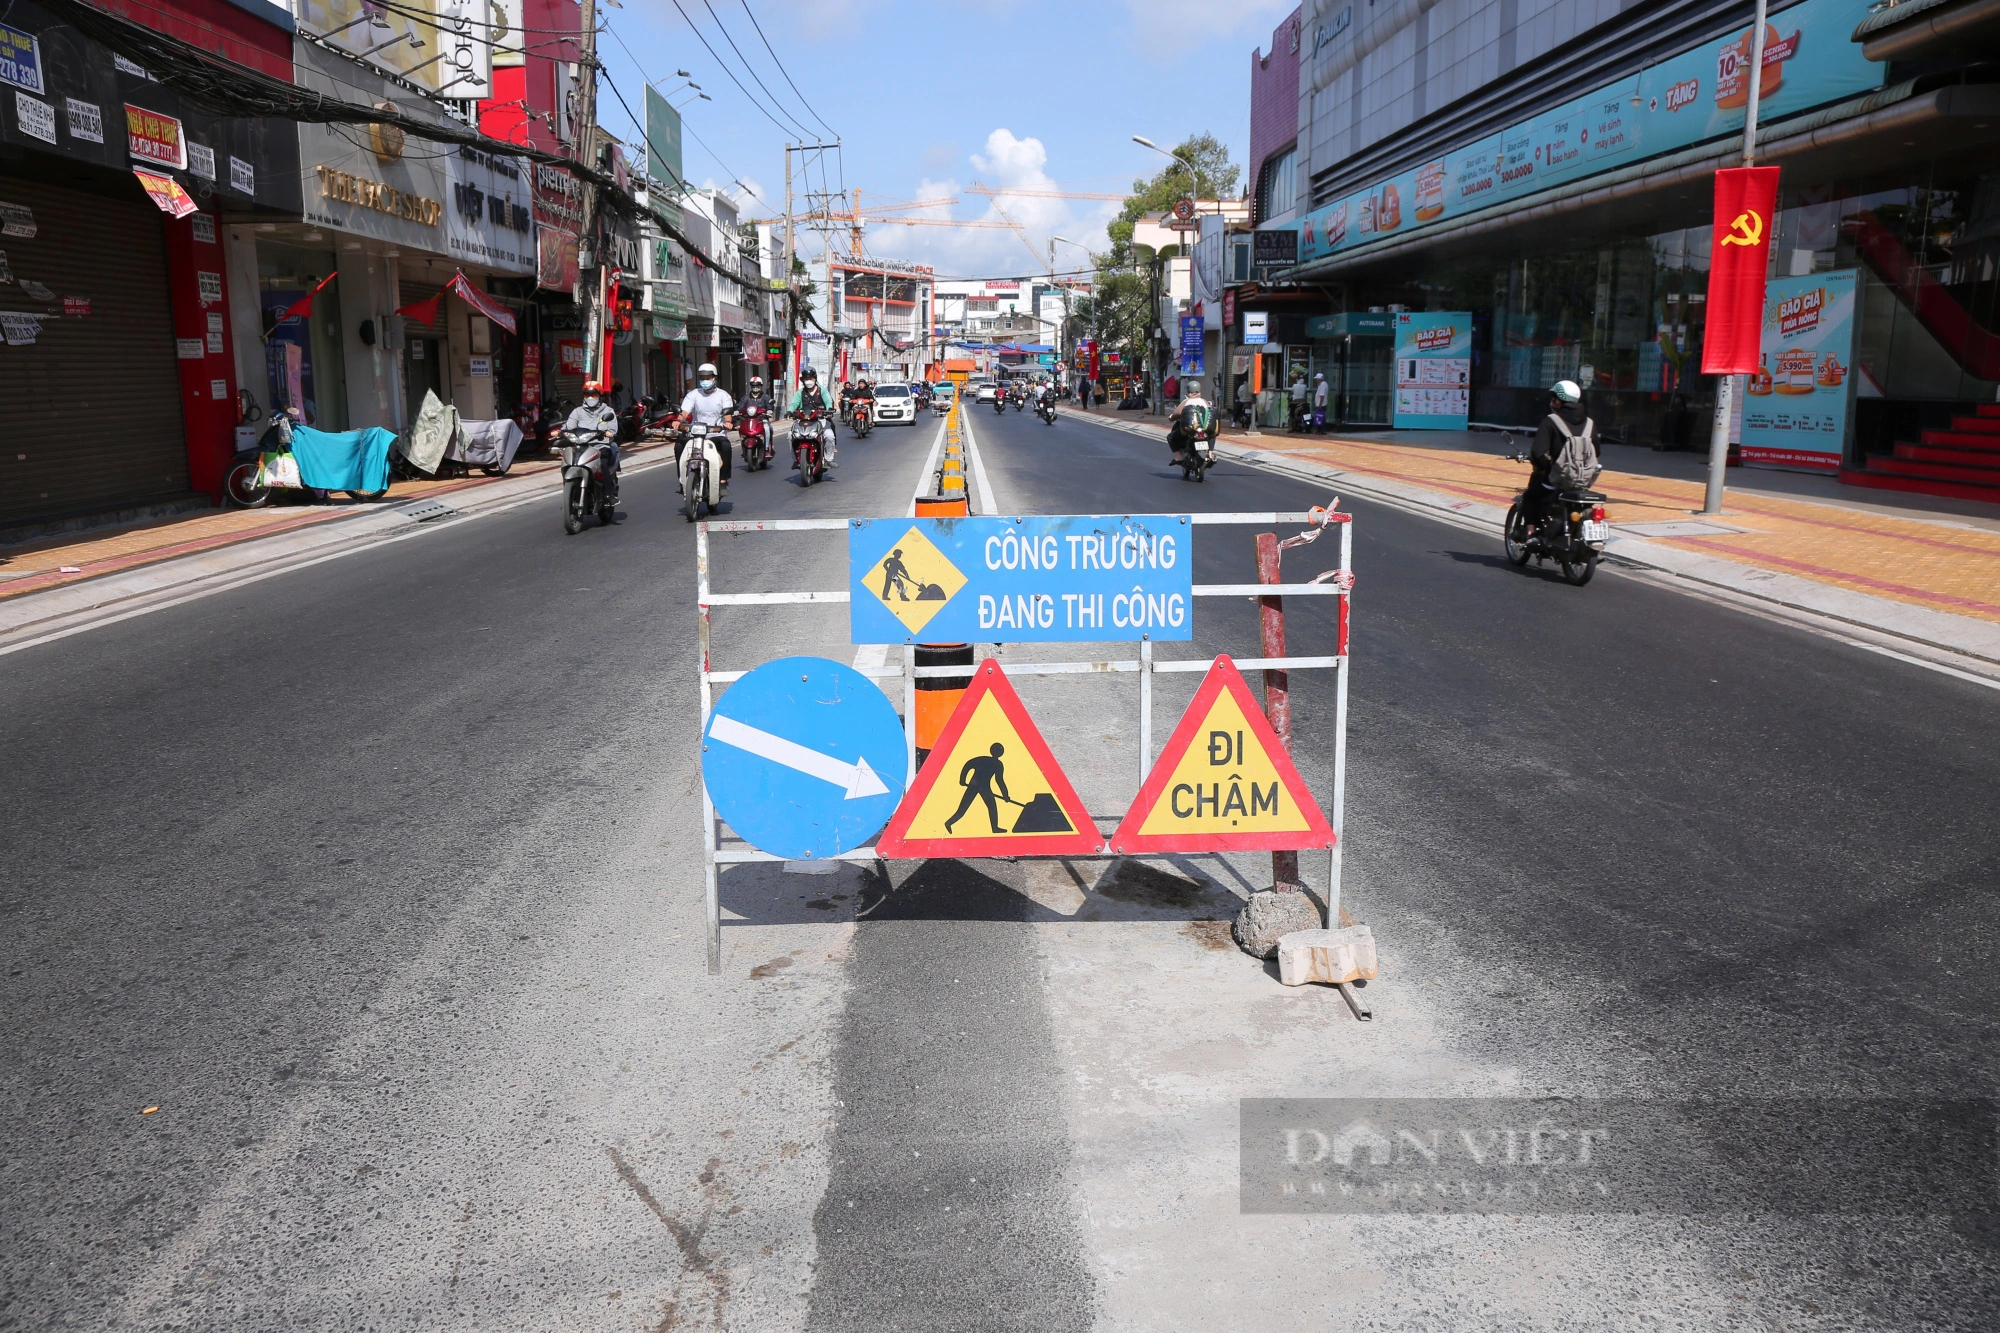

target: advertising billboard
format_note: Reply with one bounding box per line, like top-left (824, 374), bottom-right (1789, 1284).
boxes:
top-left (1288, 0), bottom-right (1884, 268)
top-left (1393, 312), bottom-right (1471, 430)
top-left (1739, 269), bottom-right (1858, 471)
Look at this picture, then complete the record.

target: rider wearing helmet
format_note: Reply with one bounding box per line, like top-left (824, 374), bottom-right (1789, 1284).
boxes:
top-left (1523, 379), bottom-right (1592, 525)
top-left (1168, 378), bottom-right (1216, 459)
top-left (789, 366), bottom-right (837, 468)
top-left (565, 380), bottom-right (619, 448)
top-left (677, 361), bottom-right (736, 486)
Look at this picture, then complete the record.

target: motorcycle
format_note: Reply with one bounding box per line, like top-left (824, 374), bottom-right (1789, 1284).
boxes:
top-left (225, 410), bottom-right (390, 508)
top-left (1036, 393), bottom-right (1057, 426)
top-left (559, 426), bottom-right (619, 534)
top-left (1011, 386), bottom-right (1026, 412)
top-left (1167, 403), bottom-right (1218, 483)
top-left (1502, 436), bottom-right (1609, 585)
top-left (793, 409), bottom-right (830, 487)
top-left (845, 398), bottom-right (874, 439)
top-left (991, 390), bottom-right (1008, 417)
top-left (532, 396), bottom-right (574, 456)
top-left (738, 402), bottom-right (775, 471)
top-left (678, 422), bottom-right (726, 521)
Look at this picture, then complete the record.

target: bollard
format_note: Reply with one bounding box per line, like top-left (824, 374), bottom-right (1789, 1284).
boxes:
top-left (912, 643), bottom-right (975, 768)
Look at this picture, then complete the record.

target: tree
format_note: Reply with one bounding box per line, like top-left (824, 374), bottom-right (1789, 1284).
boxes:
top-left (1087, 133), bottom-right (1242, 380)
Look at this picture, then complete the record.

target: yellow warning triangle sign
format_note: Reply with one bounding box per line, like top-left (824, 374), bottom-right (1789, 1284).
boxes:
top-left (876, 659), bottom-right (1103, 859)
top-left (1110, 654), bottom-right (1334, 854)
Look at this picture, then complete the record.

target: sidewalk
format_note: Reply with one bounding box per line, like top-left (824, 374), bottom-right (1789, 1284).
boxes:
top-left (0, 441), bottom-right (670, 605)
top-left (1067, 404), bottom-right (2000, 665)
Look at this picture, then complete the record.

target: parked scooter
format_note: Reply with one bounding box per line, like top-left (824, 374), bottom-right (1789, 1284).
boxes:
top-left (1502, 433), bottom-right (1609, 585)
top-left (559, 424), bottom-right (619, 534)
top-left (738, 402), bottom-right (775, 471)
top-left (225, 409), bottom-right (390, 508)
top-left (678, 422), bottom-right (726, 521)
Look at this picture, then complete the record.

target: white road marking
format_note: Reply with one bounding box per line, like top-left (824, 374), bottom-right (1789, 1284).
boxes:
top-left (707, 713), bottom-right (892, 798)
top-left (959, 409), bottom-right (1001, 515)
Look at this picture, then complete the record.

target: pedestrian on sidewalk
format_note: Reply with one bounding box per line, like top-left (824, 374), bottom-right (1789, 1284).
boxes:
top-left (1289, 373), bottom-right (1309, 432)
top-left (1079, 377), bottom-right (1094, 410)
top-left (1312, 372), bottom-right (1329, 432)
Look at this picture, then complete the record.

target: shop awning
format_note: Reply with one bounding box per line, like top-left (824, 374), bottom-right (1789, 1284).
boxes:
top-left (1854, 0), bottom-right (2000, 60)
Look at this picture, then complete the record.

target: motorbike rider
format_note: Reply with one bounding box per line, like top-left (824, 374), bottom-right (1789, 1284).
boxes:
top-left (739, 374), bottom-right (775, 463)
top-left (850, 377), bottom-right (876, 429)
top-left (1167, 379), bottom-right (1218, 461)
top-left (1520, 379), bottom-right (1592, 526)
top-left (676, 361), bottom-right (736, 491)
top-left (561, 380), bottom-right (621, 503)
top-left (789, 365), bottom-right (837, 468)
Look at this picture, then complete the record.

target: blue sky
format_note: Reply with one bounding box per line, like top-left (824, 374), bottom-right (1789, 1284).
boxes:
top-left (593, 0), bottom-right (1296, 280)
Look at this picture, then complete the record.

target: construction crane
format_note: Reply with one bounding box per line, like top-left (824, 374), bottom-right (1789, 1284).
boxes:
top-left (964, 185), bottom-right (1130, 202)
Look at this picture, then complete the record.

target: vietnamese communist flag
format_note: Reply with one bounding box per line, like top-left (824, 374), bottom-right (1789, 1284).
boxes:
top-left (1702, 166), bottom-right (1781, 374)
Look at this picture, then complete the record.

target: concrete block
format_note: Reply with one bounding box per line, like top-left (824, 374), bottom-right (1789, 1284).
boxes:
top-left (1232, 888), bottom-right (1325, 959)
top-left (1276, 925), bottom-right (1378, 987)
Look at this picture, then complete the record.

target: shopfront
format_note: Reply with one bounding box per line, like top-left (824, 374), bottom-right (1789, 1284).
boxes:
top-left (0, 0), bottom-right (298, 528)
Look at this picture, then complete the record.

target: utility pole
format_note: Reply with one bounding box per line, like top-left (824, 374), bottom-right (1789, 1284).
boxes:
top-left (574, 0), bottom-right (603, 381)
top-left (1702, 0), bottom-right (1770, 515)
top-left (784, 141), bottom-right (795, 407)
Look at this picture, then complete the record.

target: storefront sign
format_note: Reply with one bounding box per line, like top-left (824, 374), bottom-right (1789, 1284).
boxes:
top-left (468, 355), bottom-right (491, 378)
top-left (314, 164), bottom-right (441, 226)
top-left (558, 339), bottom-right (587, 375)
top-left (125, 104), bottom-right (185, 170)
top-left (1703, 165), bottom-right (1780, 374)
top-left (521, 342), bottom-right (542, 407)
top-left (1252, 229), bottom-right (1297, 268)
top-left (1393, 312), bottom-right (1471, 429)
top-left (643, 84), bottom-right (684, 192)
top-left (445, 146), bottom-right (534, 275)
top-left (1740, 269), bottom-right (1857, 472)
top-left (0, 23), bottom-right (42, 95)
top-left (534, 162), bottom-right (582, 292)
top-left (64, 295), bottom-right (88, 316)
top-left (1289, 0), bottom-right (1882, 267)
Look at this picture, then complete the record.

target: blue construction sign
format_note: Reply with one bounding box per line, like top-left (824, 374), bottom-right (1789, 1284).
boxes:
top-left (702, 656), bottom-right (908, 860)
top-left (848, 515), bottom-right (1195, 644)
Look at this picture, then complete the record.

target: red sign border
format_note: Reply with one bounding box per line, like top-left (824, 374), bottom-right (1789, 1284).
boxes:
top-left (1109, 654), bottom-right (1335, 855)
top-left (875, 659), bottom-right (1103, 859)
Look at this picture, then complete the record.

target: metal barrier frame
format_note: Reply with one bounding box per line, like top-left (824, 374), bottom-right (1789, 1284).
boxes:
top-left (695, 508), bottom-right (1354, 975)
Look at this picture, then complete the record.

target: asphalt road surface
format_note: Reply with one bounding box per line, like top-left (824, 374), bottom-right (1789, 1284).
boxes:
top-left (2, 402), bottom-right (1996, 1330)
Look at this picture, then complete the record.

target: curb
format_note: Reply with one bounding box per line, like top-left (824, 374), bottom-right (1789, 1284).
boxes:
top-left (1060, 407), bottom-right (2000, 673)
top-left (0, 446), bottom-right (678, 656)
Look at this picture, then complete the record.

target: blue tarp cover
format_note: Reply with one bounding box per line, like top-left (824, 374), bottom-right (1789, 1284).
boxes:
top-left (290, 425), bottom-right (396, 493)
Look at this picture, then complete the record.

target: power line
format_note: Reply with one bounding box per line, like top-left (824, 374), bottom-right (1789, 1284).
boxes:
top-left (699, 0), bottom-right (812, 140)
top-left (663, 0), bottom-right (804, 140)
top-left (740, 0), bottom-right (837, 139)
top-left (601, 21), bottom-right (756, 206)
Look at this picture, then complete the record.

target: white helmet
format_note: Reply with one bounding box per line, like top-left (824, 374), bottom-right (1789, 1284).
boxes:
top-left (1551, 379), bottom-right (1582, 404)
top-left (697, 362), bottom-right (718, 379)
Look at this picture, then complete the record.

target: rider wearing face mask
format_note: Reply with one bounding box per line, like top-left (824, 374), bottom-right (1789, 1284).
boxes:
top-left (788, 366), bottom-right (837, 468)
top-left (677, 362), bottom-right (737, 487)
top-left (566, 381), bottom-right (619, 450)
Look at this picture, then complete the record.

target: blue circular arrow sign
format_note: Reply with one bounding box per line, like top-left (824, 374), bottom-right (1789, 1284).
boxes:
top-left (702, 656), bottom-right (907, 861)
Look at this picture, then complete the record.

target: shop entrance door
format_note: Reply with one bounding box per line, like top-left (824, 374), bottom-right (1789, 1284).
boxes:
top-left (405, 336), bottom-right (443, 422)
top-left (1336, 335), bottom-right (1393, 425)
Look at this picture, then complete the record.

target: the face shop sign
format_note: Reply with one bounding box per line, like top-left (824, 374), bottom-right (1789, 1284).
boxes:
top-left (1313, 8), bottom-right (1351, 54)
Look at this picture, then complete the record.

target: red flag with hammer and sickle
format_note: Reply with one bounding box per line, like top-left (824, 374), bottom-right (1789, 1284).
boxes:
top-left (1702, 166), bottom-right (1781, 374)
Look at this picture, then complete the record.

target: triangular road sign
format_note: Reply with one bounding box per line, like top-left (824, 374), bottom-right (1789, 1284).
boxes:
top-left (1110, 654), bottom-right (1334, 854)
top-left (876, 659), bottom-right (1103, 859)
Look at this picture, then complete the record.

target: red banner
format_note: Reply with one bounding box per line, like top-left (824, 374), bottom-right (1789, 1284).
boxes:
top-left (1702, 165), bottom-right (1780, 374)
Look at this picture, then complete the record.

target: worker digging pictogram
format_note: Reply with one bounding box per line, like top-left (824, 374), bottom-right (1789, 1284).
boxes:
top-left (858, 526), bottom-right (968, 634)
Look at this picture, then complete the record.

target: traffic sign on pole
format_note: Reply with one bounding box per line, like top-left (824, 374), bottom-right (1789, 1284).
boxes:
top-left (876, 660), bottom-right (1102, 859)
top-left (1110, 654), bottom-right (1333, 854)
top-left (703, 656), bottom-right (908, 861)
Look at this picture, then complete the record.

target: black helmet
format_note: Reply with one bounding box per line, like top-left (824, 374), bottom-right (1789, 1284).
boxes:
top-left (802, 367), bottom-right (818, 381)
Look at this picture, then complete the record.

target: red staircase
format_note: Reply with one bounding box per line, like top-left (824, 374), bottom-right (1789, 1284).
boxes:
top-left (1841, 404), bottom-right (2000, 501)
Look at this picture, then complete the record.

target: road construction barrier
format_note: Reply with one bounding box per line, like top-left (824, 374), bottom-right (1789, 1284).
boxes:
top-left (693, 504), bottom-right (1353, 975)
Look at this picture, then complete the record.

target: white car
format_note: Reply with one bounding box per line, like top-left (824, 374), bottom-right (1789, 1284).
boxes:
top-left (972, 379), bottom-right (998, 402)
top-left (871, 384), bottom-right (917, 425)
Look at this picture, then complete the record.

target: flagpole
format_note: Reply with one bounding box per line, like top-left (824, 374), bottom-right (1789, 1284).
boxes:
top-left (1702, 0), bottom-right (1769, 516)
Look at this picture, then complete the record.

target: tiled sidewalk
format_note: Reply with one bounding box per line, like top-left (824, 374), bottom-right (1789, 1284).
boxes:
top-left (0, 442), bottom-right (666, 605)
top-left (1075, 407), bottom-right (2000, 629)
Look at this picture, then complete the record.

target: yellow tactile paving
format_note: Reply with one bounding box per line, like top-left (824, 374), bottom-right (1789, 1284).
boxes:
top-left (0, 442), bottom-right (667, 604)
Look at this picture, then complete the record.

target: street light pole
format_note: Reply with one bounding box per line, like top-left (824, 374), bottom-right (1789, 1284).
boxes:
top-left (1702, 0), bottom-right (1770, 516)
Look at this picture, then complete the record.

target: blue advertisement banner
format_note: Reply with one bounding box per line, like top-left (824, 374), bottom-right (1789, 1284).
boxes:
top-left (848, 515), bottom-right (1194, 643)
top-left (1179, 315), bottom-right (1204, 375)
top-left (0, 23), bottom-right (42, 95)
top-left (1393, 313), bottom-right (1471, 429)
top-left (1289, 0), bottom-right (1883, 267)
top-left (1740, 268), bottom-right (1858, 471)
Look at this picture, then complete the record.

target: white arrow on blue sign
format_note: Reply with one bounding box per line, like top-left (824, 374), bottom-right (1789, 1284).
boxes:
top-left (702, 656), bottom-right (908, 860)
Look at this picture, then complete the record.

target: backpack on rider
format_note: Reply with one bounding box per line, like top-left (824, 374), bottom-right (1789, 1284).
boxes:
top-left (1548, 413), bottom-right (1602, 491)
